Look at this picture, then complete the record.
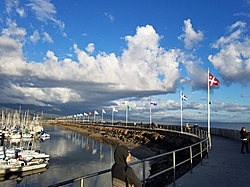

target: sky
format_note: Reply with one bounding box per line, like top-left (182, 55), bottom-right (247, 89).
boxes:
top-left (0, 0), bottom-right (250, 124)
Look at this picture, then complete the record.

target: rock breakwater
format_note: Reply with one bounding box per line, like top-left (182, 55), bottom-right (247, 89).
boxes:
top-left (47, 121), bottom-right (204, 186)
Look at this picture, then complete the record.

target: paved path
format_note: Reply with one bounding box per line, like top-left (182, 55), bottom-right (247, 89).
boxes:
top-left (170, 135), bottom-right (250, 187)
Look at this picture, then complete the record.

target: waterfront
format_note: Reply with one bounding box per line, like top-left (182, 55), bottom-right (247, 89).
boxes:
top-left (0, 125), bottom-right (150, 187)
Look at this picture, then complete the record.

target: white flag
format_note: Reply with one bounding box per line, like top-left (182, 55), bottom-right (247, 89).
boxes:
top-left (94, 110), bottom-right (99, 115)
top-left (84, 112), bottom-right (88, 116)
top-left (113, 107), bottom-right (118, 112)
top-left (102, 109), bottom-right (106, 114)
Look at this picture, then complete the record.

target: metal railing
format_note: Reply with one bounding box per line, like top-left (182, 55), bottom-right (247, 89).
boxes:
top-left (47, 123), bottom-right (209, 187)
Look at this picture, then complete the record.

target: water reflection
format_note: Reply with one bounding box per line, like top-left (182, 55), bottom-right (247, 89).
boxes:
top-left (0, 125), bottom-right (150, 187)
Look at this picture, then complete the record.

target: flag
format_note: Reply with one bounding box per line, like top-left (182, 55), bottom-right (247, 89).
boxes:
top-left (209, 73), bottom-right (220, 86)
top-left (102, 109), bottom-right (106, 114)
top-left (127, 105), bottom-right (132, 110)
top-left (113, 107), bottom-right (118, 112)
top-left (79, 113), bottom-right (83, 116)
top-left (181, 93), bottom-right (187, 101)
top-left (94, 111), bottom-right (99, 115)
top-left (150, 102), bottom-right (157, 106)
top-left (88, 112), bottom-right (92, 116)
top-left (84, 112), bottom-right (88, 116)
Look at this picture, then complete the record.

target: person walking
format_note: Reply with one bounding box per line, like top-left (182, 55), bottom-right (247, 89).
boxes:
top-left (111, 145), bottom-right (141, 187)
top-left (240, 127), bottom-right (249, 154)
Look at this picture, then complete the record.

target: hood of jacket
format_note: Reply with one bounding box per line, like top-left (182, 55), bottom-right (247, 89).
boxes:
top-left (114, 145), bottom-right (130, 165)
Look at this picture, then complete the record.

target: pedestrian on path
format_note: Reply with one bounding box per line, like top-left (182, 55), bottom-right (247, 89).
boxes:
top-left (111, 145), bottom-right (141, 187)
top-left (240, 127), bottom-right (249, 154)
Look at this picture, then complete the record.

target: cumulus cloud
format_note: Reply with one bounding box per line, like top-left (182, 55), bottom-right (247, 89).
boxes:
top-left (86, 43), bottom-right (95, 54)
top-left (208, 21), bottom-right (250, 85)
top-left (178, 19), bottom-right (204, 50)
top-left (2, 20), bottom-right (26, 41)
top-left (0, 25), bottom-right (183, 111)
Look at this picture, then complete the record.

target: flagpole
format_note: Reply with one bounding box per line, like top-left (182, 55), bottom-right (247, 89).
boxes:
top-left (208, 68), bottom-right (211, 148)
top-left (149, 100), bottom-right (152, 128)
top-left (94, 111), bottom-right (95, 123)
top-left (126, 106), bottom-right (128, 126)
top-left (180, 91), bottom-right (183, 133)
top-left (112, 109), bottom-right (114, 125)
top-left (102, 110), bottom-right (103, 123)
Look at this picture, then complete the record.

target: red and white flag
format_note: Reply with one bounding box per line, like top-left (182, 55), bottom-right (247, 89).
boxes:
top-left (209, 73), bottom-right (220, 86)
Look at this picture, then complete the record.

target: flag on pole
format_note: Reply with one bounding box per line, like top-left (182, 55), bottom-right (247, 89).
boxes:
top-left (127, 105), bottom-right (132, 110)
top-left (181, 93), bottom-right (188, 101)
top-left (94, 111), bottom-right (99, 115)
top-left (150, 102), bottom-right (157, 106)
top-left (84, 112), bottom-right (88, 116)
top-left (209, 73), bottom-right (220, 86)
top-left (88, 112), bottom-right (92, 116)
top-left (113, 107), bottom-right (118, 112)
top-left (102, 109), bottom-right (106, 114)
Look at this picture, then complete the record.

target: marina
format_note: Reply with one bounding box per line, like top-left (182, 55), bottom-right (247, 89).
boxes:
top-left (0, 124), bottom-right (149, 187)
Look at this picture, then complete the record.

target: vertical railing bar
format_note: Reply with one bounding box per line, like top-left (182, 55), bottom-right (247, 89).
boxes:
top-left (143, 161), bottom-right (146, 187)
top-left (190, 146), bottom-right (193, 174)
top-left (200, 142), bottom-right (203, 165)
top-left (80, 178), bottom-right (84, 187)
top-left (173, 151), bottom-right (176, 186)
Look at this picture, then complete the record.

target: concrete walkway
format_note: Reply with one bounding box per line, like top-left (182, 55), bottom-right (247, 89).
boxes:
top-left (171, 135), bottom-right (250, 187)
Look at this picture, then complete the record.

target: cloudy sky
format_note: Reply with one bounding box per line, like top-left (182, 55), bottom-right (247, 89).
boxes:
top-left (0, 0), bottom-right (250, 123)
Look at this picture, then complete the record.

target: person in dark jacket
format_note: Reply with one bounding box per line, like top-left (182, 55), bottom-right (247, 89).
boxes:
top-left (111, 145), bottom-right (141, 187)
top-left (240, 127), bottom-right (249, 154)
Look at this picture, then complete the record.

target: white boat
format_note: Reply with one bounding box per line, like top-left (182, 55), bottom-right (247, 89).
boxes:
top-left (18, 150), bottom-right (50, 161)
top-left (0, 166), bottom-right (47, 182)
top-left (37, 131), bottom-right (50, 138)
top-left (10, 132), bottom-right (21, 139)
top-left (0, 162), bottom-right (48, 175)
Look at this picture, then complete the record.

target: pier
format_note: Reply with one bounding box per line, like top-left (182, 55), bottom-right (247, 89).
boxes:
top-left (47, 121), bottom-right (248, 187)
top-left (172, 134), bottom-right (250, 187)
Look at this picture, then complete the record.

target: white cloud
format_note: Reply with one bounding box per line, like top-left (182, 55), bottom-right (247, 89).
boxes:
top-left (26, 0), bottom-right (65, 29)
top-left (208, 21), bottom-right (250, 85)
top-left (16, 7), bottom-right (26, 17)
top-left (0, 25), bottom-right (183, 107)
top-left (86, 43), bottom-right (95, 54)
top-left (178, 19), bottom-right (204, 50)
top-left (104, 13), bottom-right (114, 22)
top-left (42, 32), bottom-right (53, 43)
top-left (2, 19), bottom-right (26, 41)
top-left (30, 30), bottom-right (40, 43)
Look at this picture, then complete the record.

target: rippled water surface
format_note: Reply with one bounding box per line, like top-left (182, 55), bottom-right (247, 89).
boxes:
top-left (0, 125), bottom-right (149, 187)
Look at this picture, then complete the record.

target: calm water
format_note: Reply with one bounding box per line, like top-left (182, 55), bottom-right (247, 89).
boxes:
top-left (0, 125), bottom-right (150, 187)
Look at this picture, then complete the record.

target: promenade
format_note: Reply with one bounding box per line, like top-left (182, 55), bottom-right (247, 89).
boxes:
top-left (171, 135), bottom-right (250, 187)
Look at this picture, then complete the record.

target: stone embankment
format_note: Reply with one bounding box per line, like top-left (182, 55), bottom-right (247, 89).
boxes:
top-left (47, 121), bottom-right (203, 187)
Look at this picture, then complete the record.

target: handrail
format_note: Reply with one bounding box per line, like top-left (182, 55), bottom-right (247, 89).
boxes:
top-left (47, 123), bottom-right (209, 187)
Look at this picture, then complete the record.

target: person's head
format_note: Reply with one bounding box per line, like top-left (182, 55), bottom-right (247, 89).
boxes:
top-left (114, 145), bottom-right (131, 165)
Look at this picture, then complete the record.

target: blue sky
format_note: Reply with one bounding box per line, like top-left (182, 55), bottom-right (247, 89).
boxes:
top-left (0, 0), bottom-right (250, 123)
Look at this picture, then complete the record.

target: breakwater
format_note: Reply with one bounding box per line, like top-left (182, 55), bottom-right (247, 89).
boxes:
top-left (46, 121), bottom-right (205, 186)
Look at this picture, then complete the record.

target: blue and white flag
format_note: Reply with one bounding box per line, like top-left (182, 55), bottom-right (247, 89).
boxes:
top-left (150, 101), bottom-right (157, 106)
top-left (84, 112), bottom-right (88, 116)
top-left (94, 110), bottom-right (99, 115)
top-left (181, 93), bottom-right (188, 101)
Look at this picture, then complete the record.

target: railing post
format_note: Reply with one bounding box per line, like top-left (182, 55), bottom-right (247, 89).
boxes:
top-left (143, 161), bottom-right (146, 187)
top-left (80, 178), bottom-right (84, 187)
top-left (200, 142), bottom-right (203, 165)
top-left (190, 146), bottom-right (193, 173)
top-left (173, 151), bottom-right (176, 186)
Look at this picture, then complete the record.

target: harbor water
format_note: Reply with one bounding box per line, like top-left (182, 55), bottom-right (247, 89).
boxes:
top-left (0, 125), bottom-right (150, 187)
